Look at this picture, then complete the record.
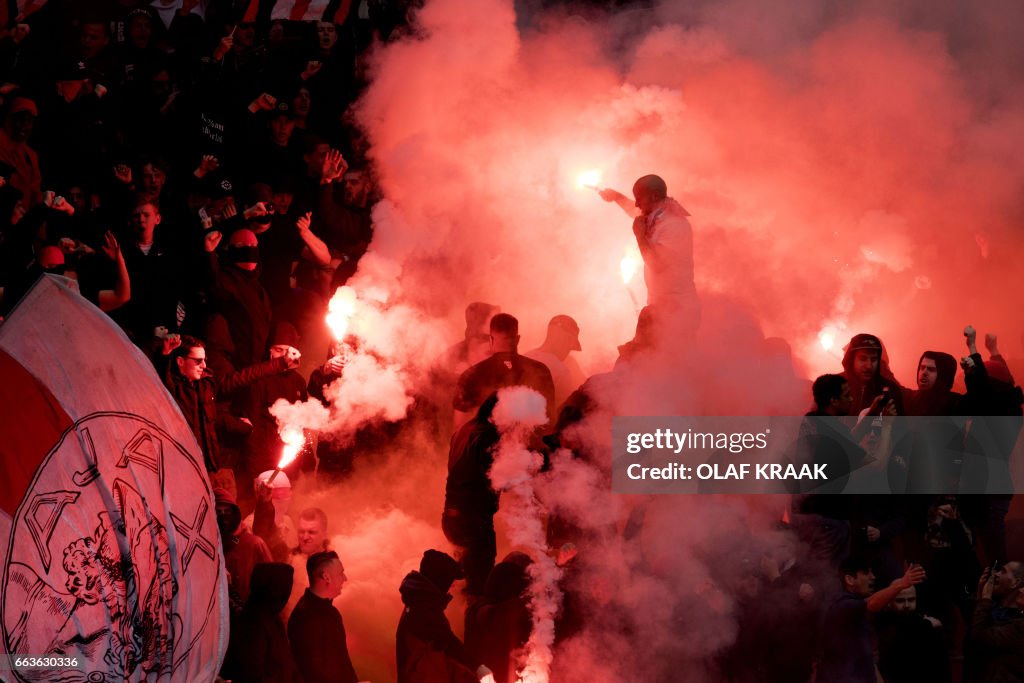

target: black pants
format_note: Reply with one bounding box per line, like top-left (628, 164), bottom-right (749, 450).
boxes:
top-left (441, 509), bottom-right (496, 596)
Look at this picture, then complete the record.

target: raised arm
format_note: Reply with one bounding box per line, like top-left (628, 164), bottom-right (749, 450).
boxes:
top-left (97, 232), bottom-right (131, 312)
top-left (598, 188), bottom-right (638, 218)
top-left (296, 211), bottom-right (331, 266)
top-left (867, 564), bottom-right (926, 612)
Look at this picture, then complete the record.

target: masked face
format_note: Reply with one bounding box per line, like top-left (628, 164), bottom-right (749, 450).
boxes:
top-left (216, 502), bottom-right (241, 540)
top-left (227, 230), bottom-right (259, 271)
top-left (58, 79), bottom-right (86, 102)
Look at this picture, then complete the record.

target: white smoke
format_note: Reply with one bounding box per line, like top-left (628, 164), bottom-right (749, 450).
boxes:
top-left (489, 387), bottom-right (561, 683)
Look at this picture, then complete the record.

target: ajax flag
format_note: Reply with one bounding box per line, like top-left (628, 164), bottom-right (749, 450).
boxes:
top-left (0, 276), bottom-right (227, 681)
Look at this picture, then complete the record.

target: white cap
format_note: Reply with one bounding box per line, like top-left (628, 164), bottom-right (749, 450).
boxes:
top-left (255, 469), bottom-right (291, 490)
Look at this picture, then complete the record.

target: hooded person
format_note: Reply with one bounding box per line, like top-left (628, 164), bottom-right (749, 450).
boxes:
top-left (0, 94), bottom-right (43, 208)
top-left (464, 552), bottom-right (533, 683)
top-left (215, 487), bottom-right (273, 607)
top-left (204, 226), bottom-right (273, 368)
top-left (222, 562), bottom-right (299, 683)
top-left (840, 333), bottom-right (905, 416)
top-left (904, 351), bottom-right (961, 416)
top-left (246, 469), bottom-right (298, 562)
top-left (397, 550), bottom-right (492, 683)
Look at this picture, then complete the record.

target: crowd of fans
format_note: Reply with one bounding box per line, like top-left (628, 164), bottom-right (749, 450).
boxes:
top-left (0, 2), bottom-right (1022, 683)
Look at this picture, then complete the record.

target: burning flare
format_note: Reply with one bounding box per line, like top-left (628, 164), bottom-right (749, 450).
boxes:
top-left (326, 286), bottom-right (358, 341)
top-left (620, 250), bottom-right (641, 285)
top-left (265, 424), bottom-right (304, 486)
top-left (818, 329), bottom-right (835, 351)
top-left (576, 169), bottom-right (602, 189)
top-left (277, 424), bottom-right (305, 470)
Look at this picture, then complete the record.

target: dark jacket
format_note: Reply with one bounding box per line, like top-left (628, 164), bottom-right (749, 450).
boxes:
top-left (222, 562), bottom-right (298, 683)
top-left (241, 368), bottom-right (308, 477)
top-left (903, 351), bottom-right (962, 416)
top-left (876, 612), bottom-right (951, 683)
top-left (445, 400), bottom-right (501, 520)
top-left (396, 571), bottom-right (478, 683)
top-left (288, 588), bottom-right (359, 683)
top-left (464, 560), bottom-right (532, 683)
top-left (454, 351), bottom-right (556, 423)
top-left (205, 252), bottom-right (273, 368)
top-left (164, 357), bottom-right (286, 472)
top-left (841, 334), bottom-right (905, 416)
top-left (971, 599), bottom-right (1024, 683)
top-left (816, 592), bottom-right (876, 683)
top-left (115, 237), bottom-right (182, 341)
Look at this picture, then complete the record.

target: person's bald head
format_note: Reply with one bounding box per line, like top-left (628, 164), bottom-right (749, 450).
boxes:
top-left (632, 175), bottom-right (667, 216)
top-left (37, 246), bottom-right (66, 270)
top-left (229, 228), bottom-right (258, 248)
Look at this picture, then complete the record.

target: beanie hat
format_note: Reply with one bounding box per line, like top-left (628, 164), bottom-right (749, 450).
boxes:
top-left (269, 322), bottom-right (300, 349)
top-left (213, 487), bottom-right (237, 507)
top-left (420, 549), bottom-right (463, 589)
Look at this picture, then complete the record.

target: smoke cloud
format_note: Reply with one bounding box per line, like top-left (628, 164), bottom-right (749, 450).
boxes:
top-left (489, 388), bottom-right (560, 683)
top-left (261, 0), bottom-right (1024, 679)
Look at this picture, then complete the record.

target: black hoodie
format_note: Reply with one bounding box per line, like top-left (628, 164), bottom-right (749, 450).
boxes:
top-left (222, 562), bottom-right (298, 683)
top-left (904, 351), bottom-right (962, 416)
top-left (396, 571), bottom-right (478, 683)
